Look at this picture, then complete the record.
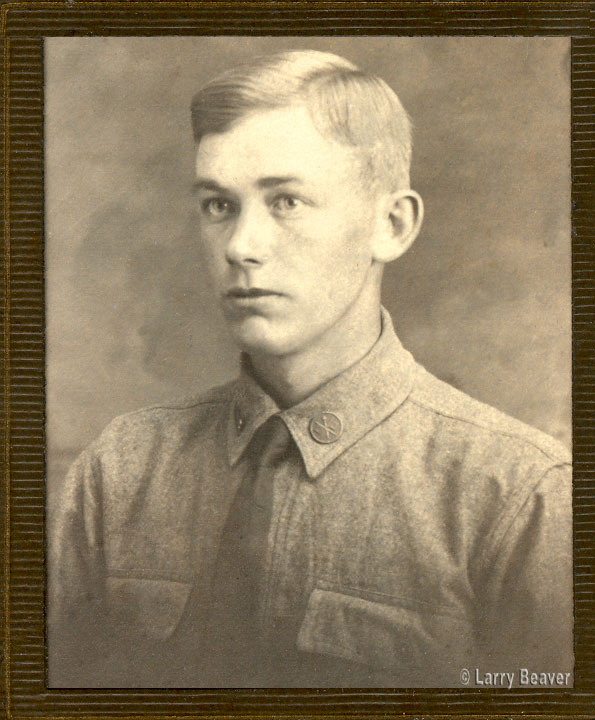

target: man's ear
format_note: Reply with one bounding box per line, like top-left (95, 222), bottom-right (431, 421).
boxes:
top-left (372, 189), bottom-right (424, 264)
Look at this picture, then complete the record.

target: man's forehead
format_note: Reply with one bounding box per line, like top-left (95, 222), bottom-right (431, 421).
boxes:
top-left (194, 104), bottom-right (360, 186)
top-left (196, 105), bottom-right (308, 158)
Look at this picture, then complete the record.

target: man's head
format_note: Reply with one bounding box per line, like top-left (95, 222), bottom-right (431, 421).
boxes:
top-left (191, 50), bottom-right (423, 361)
top-left (191, 50), bottom-right (412, 192)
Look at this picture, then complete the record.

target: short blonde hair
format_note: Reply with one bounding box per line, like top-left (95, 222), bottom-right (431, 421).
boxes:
top-left (190, 50), bottom-right (412, 190)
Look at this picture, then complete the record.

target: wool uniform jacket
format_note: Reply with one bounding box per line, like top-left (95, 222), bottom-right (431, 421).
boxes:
top-left (49, 310), bottom-right (573, 688)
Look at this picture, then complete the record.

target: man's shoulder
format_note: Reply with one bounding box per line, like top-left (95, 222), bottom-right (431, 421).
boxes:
top-left (96, 379), bottom-right (237, 450)
top-left (407, 363), bottom-right (571, 467)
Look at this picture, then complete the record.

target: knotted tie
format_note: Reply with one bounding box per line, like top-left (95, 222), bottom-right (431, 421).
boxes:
top-left (242, 416), bottom-right (293, 603)
top-left (205, 415), bottom-right (293, 683)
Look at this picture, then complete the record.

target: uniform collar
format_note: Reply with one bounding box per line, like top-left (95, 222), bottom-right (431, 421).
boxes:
top-left (226, 307), bottom-right (416, 479)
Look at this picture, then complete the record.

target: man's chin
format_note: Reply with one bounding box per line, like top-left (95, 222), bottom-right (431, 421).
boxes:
top-left (227, 317), bottom-right (296, 358)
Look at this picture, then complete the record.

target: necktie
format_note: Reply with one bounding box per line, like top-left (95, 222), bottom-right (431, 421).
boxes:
top-left (243, 415), bottom-right (293, 605)
top-left (205, 415), bottom-right (293, 683)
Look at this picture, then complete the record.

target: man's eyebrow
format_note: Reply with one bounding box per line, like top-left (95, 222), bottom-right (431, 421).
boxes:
top-left (192, 178), bottom-right (229, 194)
top-left (192, 176), bottom-right (304, 193)
top-left (257, 176), bottom-right (302, 189)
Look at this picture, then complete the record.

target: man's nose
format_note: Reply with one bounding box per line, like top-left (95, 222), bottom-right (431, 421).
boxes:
top-left (225, 204), bottom-right (271, 267)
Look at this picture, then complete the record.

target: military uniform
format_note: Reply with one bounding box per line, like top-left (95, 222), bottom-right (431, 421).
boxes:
top-left (49, 309), bottom-right (572, 687)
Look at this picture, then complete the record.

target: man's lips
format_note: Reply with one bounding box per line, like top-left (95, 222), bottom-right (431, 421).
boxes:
top-left (225, 287), bottom-right (282, 299)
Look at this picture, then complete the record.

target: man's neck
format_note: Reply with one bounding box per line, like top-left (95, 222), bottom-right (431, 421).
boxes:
top-left (247, 308), bottom-right (383, 409)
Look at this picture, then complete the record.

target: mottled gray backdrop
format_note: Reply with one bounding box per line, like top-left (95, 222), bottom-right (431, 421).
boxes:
top-left (45, 37), bottom-right (571, 498)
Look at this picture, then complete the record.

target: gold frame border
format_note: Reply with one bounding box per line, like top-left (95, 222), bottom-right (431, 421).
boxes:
top-left (1, 3), bottom-right (593, 718)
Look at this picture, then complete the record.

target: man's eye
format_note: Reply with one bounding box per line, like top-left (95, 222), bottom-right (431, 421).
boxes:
top-left (202, 198), bottom-right (233, 218)
top-left (272, 195), bottom-right (303, 214)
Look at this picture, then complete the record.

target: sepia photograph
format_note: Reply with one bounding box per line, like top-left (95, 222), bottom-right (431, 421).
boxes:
top-left (44, 36), bottom-right (572, 689)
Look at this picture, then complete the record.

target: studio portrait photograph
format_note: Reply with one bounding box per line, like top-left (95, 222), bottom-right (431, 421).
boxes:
top-left (44, 36), bottom-right (572, 690)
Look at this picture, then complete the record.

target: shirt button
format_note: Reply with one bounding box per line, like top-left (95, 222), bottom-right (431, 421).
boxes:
top-left (309, 412), bottom-right (343, 444)
top-left (235, 410), bottom-right (245, 433)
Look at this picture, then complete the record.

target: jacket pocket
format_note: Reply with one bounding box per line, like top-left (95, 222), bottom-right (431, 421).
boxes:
top-left (297, 588), bottom-right (474, 686)
top-left (106, 576), bottom-right (192, 641)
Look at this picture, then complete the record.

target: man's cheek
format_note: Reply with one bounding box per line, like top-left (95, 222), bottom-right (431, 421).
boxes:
top-left (200, 241), bottom-right (226, 275)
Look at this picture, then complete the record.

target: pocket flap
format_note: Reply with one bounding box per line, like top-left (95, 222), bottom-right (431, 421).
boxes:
top-left (106, 576), bottom-right (191, 640)
top-left (297, 588), bottom-right (473, 685)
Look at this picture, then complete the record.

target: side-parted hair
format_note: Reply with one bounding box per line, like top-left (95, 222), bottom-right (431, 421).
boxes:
top-left (190, 50), bottom-right (412, 191)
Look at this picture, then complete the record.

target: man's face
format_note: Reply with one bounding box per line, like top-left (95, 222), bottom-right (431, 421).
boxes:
top-left (194, 104), bottom-right (383, 358)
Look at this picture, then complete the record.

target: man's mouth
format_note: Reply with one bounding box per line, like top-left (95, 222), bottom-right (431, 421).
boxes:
top-left (226, 287), bottom-right (281, 299)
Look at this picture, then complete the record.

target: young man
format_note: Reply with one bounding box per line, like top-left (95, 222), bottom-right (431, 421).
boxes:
top-left (49, 50), bottom-right (572, 688)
